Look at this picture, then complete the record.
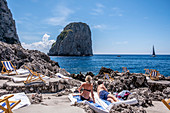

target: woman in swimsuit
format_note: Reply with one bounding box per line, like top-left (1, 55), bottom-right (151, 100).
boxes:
top-left (78, 75), bottom-right (95, 103)
top-left (97, 80), bottom-right (119, 103)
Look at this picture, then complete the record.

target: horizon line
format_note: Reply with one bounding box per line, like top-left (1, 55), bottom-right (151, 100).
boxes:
top-left (93, 53), bottom-right (170, 55)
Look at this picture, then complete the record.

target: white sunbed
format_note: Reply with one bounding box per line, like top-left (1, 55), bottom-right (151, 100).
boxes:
top-left (68, 92), bottom-right (138, 113)
top-left (56, 73), bottom-right (72, 79)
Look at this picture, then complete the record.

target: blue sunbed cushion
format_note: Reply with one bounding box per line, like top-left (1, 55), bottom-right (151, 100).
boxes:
top-left (89, 101), bottom-right (105, 110)
top-left (73, 95), bottom-right (83, 103)
top-left (101, 99), bottom-right (111, 105)
top-left (73, 95), bottom-right (105, 110)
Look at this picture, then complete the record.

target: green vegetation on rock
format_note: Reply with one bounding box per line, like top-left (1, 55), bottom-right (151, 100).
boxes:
top-left (52, 42), bottom-right (56, 47)
top-left (58, 29), bottom-right (73, 41)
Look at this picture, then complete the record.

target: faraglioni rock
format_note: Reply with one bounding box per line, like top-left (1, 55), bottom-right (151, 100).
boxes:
top-left (0, 0), bottom-right (20, 44)
top-left (48, 22), bottom-right (93, 56)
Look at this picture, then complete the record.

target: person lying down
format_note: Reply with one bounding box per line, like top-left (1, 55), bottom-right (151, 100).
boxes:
top-left (97, 80), bottom-right (119, 103)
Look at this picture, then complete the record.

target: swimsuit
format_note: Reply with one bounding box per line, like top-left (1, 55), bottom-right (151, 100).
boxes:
top-left (83, 89), bottom-right (91, 92)
top-left (99, 90), bottom-right (109, 100)
top-left (80, 96), bottom-right (90, 101)
top-left (80, 89), bottom-right (91, 101)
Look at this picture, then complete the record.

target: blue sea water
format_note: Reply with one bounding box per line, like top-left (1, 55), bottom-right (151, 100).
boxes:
top-left (50, 55), bottom-right (170, 77)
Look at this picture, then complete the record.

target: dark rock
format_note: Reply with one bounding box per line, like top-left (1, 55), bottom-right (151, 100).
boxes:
top-left (0, 0), bottom-right (20, 44)
top-left (98, 67), bottom-right (113, 75)
top-left (85, 72), bottom-right (95, 78)
top-left (48, 22), bottom-right (93, 56)
top-left (0, 41), bottom-right (70, 77)
top-left (30, 93), bottom-right (42, 104)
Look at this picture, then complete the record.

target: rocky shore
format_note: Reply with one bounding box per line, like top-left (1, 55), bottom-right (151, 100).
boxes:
top-left (0, 41), bottom-right (69, 77)
top-left (1, 62), bottom-right (169, 113)
top-left (0, 40), bottom-right (169, 113)
top-left (67, 67), bottom-right (170, 112)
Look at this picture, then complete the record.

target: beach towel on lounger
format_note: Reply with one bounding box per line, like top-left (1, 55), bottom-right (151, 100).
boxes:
top-left (68, 93), bottom-right (108, 113)
top-left (115, 90), bottom-right (131, 100)
top-left (0, 92), bottom-right (31, 112)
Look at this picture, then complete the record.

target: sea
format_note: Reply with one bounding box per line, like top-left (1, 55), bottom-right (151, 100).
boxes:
top-left (50, 55), bottom-right (170, 77)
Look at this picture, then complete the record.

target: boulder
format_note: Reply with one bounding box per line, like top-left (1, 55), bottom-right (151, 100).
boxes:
top-left (48, 22), bottom-right (93, 56)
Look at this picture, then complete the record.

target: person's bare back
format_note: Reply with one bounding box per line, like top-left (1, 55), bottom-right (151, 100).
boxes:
top-left (97, 80), bottom-right (119, 103)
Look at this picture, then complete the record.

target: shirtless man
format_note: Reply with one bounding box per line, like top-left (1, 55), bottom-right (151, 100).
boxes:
top-left (97, 80), bottom-right (119, 103)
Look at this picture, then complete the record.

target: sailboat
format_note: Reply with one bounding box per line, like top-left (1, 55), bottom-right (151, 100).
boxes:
top-left (152, 45), bottom-right (156, 57)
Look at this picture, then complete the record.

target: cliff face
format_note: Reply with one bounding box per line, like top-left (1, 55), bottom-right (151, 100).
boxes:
top-left (48, 22), bottom-right (93, 56)
top-left (0, 0), bottom-right (20, 44)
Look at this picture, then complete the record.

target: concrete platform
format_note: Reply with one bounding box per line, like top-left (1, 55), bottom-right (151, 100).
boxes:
top-left (13, 95), bottom-right (86, 113)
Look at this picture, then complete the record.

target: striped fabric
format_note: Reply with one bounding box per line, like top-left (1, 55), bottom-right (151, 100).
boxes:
top-left (3, 61), bottom-right (14, 71)
top-left (0, 102), bottom-right (15, 113)
top-left (151, 71), bottom-right (157, 77)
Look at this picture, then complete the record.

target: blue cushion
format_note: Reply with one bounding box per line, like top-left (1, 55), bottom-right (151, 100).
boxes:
top-left (73, 95), bottom-right (105, 110)
top-left (101, 99), bottom-right (111, 105)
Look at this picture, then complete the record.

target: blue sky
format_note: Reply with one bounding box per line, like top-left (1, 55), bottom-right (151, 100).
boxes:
top-left (7, 0), bottom-right (170, 54)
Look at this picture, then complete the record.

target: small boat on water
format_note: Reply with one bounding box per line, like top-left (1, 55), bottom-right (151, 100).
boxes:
top-left (152, 45), bottom-right (156, 57)
top-left (117, 55), bottom-right (121, 57)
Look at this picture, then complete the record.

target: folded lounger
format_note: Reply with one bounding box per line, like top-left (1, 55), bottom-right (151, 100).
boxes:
top-left (0, 92), bottom-right (31, 113)
top-left (1, 61), bottom-right (18, 75)
top-left (0, 95), bottom-right (21, 113)
top-left (162, 98), bottom-right (170, 110)
top-left (144, 69), bottom-right (150, 76)
top-left (103, 73), bottom-right (114, 81)
top-left (122, 67), bottom-right (129, 73)
top-left (68, 92), bottom-right (138, 113)
top-left (24, 66), bottom-right (49, 84)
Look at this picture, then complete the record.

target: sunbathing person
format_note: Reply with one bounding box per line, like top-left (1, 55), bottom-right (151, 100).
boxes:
top-left (97, 80), bottom-right (119, 103)
top-left (78, 75), bottom-right (95, 103)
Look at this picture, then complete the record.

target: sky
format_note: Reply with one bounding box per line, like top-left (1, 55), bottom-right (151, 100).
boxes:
top-left (7, 0), bottom-right (170, 54)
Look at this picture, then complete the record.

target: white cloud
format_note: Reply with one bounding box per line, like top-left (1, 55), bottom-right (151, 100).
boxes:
top-left (91, 3), bottom-right (105, 15)
top-left (92, 24), bottom-right (106, 30)
top-left (22, 33), bottom-right (55, 54)
top-left (92, 24), bottom-right (119, 31)
top-left (96, 3), bottom-right (105, 8)
top-left (45, 5), bottom-right (74, 26)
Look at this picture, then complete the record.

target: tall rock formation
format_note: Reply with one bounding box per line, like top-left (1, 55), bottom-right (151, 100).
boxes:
top-left (48, 22), bottom-right (93, 56)
top-left (0, 0), bottom-right (20, 44)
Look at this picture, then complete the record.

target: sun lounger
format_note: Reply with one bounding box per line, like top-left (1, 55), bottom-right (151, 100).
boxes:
top-left (0, 92), bottom-right (31, 113)
top-left (103, 73), bottom-right (114, 81)
top-left (162, 98), bottom-right (170, 110)
top-left (24, 66), bottom-right (49, 84)
top-left (122, 67), bottom-right (129, 73)
top-left (1, 61), bottom-right (18, 75)
top-left (144, 69), bottom-right (150, 76)
top-left (68, 92), bottom-right (138, 113)
top-left (149, 69), bottom-right (159, 80)
top-left (0, 95), bottom-right (21, 113)
top-left (56, 73), bottom-right (72, 79)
